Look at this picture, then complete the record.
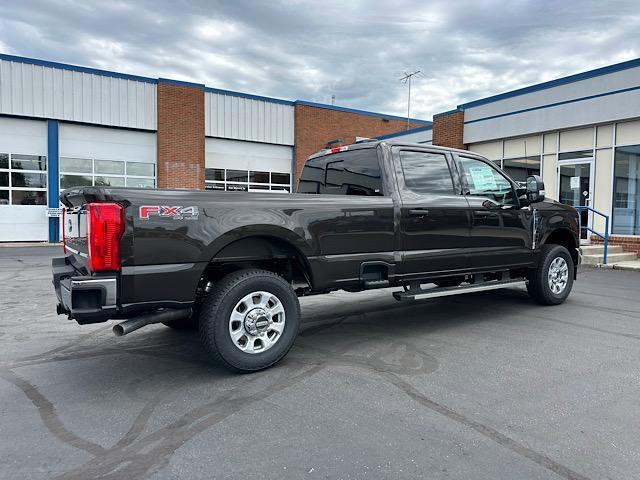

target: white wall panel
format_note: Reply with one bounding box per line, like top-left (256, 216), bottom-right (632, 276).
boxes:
top-left (559, 127), bottom-right (593, 151)
top-left (60, 124), bottom-right (156, 163)
top-left (0, 206), bottom-right (48, 241)
top-left (205, 92), bottom-right (294, 145)
top-left (469, 140), bottom-right (502, 160)
top-left (205, 137), bottom-right (292, 173)
top-left (0, 117), bottom-right (48, 241)
top-left (0, 59), bottom-right (156, 130)
top-left (0, 117), bottom-right (47, 155)
top-left (616, 119), bottom-right (640, 146)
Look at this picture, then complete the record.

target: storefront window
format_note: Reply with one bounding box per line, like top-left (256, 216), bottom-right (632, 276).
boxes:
top-left (612, 145), bottom-right (640, 235)
top-left (502, 156), bottom-right (541, 182)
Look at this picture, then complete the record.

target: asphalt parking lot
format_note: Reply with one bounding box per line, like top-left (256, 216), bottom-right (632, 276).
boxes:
top-left (1, 246), bottom-right (639, 480)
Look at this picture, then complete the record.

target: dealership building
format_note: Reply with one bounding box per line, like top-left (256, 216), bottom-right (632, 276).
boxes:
top-left (0, 54), bottom-right (639, 254)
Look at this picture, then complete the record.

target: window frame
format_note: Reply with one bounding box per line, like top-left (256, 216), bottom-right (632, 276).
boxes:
top-left (0, 152), bottom-right (48, 206)
top-left (391, 146), bottom-right (462, 199)
top-left (59, 157), bottom-right (156, 191)
top-left (204, 168), bottom-right (292, 193)
top-left (395, 148), bottom-right (459, 197)
top-left (455, 153), bottom-right (521, 207)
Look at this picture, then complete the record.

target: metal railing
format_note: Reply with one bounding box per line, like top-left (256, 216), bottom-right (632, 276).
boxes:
top-left (575, 206), bottom-right (609, 264)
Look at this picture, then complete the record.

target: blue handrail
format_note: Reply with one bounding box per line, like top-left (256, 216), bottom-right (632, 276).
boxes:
top-left (574, 206), bottom-right (609, 264)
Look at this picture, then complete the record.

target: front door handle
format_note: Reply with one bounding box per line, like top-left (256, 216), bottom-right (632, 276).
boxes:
top-left (408, 208), bottom-right (430, 216)
top-left (474, 210), bottom-right (499, 217)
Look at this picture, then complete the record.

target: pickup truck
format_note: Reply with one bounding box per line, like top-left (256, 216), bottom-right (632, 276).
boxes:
top-left (53, 141), bottom-right (580, 372)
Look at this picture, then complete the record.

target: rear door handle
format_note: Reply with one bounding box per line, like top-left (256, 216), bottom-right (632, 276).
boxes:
top-left (408, 208), bottom-right (430, 216)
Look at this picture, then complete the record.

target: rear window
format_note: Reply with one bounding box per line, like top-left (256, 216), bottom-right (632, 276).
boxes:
top-left (298, 149), bottom-right (383, 196)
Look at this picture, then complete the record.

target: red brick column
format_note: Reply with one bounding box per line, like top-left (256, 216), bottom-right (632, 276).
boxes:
top-left (591, 235), bottom-right (640, 255)
top-left (294, 103), bottom-right (428, 183)
top-left (157, 80), bottom-right (205, 189)
top-left (432, 110), bottom-right (466, 150)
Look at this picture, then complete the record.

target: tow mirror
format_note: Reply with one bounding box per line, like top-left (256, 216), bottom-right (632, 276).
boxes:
top-left (526, 175), bottom-right (545, 203)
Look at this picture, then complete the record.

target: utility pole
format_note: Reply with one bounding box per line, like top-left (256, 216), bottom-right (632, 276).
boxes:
top-left (400, 70), bottom-right (421, 130)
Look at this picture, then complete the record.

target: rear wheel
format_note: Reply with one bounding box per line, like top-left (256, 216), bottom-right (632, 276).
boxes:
top-left (527, 244), bottom-right (574, 305)
top-left (199, 269), bottom-right (300, 372)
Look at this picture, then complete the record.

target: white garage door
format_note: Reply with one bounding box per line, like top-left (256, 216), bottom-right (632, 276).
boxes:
top-left (59, 124), bottom-right (157, 190)
top-left (0, 117), bottom-right (49, 241)
top-left (205, 137), bottom-right (293, 192)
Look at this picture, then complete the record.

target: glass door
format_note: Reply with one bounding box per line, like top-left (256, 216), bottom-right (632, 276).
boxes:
top-left (557, 161), bottom-right (593, 239)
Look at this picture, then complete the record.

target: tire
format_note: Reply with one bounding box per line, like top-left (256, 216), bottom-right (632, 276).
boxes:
top-left (162, 316), bottom-right (198, 331)
top-left (527, 244), bottom-right (574, 305)
top-left (199, 269), bottom-right (300, 372)
top-left (434, 276), bottom-right (464, 288)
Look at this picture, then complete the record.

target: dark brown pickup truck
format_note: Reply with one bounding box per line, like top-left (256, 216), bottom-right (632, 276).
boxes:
top-left (53, 141), bottom-right (580, 372)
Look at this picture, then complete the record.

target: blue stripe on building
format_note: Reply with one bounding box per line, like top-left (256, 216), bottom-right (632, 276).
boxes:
top-left (47, 120), bottom-right (59, 243)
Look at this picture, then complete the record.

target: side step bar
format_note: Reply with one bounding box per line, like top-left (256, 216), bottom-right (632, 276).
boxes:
top-left (393, 279), bottom-right (527, 302)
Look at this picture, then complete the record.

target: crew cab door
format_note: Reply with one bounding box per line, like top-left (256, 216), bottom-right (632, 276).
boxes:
top-left (392, 147), bottom-right (471, 278)
top-left (453, 153), bottom-right (534, 268)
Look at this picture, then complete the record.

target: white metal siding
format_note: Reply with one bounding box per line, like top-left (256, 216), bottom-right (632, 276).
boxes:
top-left (205, 137), bottom-right (292, 173)
top-left (0, 117), bottom-right (48, 241)
top-left (0, 59), bottom-right (156, 130)
top-left (205, 92), bottom-right (294, 145)
top-left (59, 124), bottom-right (156, 163)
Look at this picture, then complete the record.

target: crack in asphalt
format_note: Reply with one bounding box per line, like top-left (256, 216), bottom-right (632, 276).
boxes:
top-left (0, 370), bottom-right (107, 456)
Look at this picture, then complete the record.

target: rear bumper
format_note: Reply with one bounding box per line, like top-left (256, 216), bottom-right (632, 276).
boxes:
top-left (52, 256), bottom-right (118, 324)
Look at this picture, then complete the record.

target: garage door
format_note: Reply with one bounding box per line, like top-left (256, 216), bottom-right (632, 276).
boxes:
top-left (205, 138), bottom-right (293, 192)
top-left (0, 117), bottom-right (49, 241)
top-left (59, 124), bottom-right (156, 190)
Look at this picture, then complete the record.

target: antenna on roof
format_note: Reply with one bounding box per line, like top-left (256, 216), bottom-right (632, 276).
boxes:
top-left (399, 70), bottom-right (422, 130)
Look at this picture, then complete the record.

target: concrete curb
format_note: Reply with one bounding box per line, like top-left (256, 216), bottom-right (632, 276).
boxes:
top-left (0, 242), bottom-right (62, 248)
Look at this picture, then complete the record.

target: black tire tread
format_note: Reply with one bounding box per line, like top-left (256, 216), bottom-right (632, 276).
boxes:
top-left (198, 269), bottom-right (300, 372)
top-left (527, 244), bottom-right (574, 305)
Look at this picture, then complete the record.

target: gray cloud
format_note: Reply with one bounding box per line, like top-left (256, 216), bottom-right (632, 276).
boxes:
top-left (0, 0), bottom-right (638, 119)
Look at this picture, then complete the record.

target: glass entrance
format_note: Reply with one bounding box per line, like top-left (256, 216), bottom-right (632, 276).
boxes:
top-left (558, 162), bottom-right (592, 239)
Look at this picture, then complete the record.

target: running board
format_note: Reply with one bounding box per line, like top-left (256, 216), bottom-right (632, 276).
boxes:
top-left (393, 279), bottom-right (528, 302)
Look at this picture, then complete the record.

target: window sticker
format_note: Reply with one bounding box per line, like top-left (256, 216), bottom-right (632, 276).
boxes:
top-left (570, 176), bottom-right (580, 189)
top-left (468, 165), bottom-right (498, 190)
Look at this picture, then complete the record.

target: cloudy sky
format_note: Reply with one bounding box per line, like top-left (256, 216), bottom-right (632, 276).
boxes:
top-left (0, 0), bottom-right (638, 120)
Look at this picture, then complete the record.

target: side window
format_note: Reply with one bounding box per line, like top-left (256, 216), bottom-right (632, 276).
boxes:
top-left (299, 149), bottom-right (383, 196)
top-left (457, 156), bottom-right (517, 205)
top-left (399, 150), bottom-right (455, 194)
top-left (297, 158), bottom-right (326, 193)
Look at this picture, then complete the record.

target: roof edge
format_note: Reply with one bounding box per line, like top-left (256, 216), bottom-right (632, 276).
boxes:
top-left (294, 100), bottom-right (432, 124)
top-left (459, 57), bottom-right (640, 109)
top-left (376, 124), bottom-right (433, 140)
top-left (0, 53), bottom-right (158, 84)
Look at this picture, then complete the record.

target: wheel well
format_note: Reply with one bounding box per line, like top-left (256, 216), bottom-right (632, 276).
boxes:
top-left (198, 236), bottom-right (312, 296)
top-left (544, 229), bottom-right (578, 264)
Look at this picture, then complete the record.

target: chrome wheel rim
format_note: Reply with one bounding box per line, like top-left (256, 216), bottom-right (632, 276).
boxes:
top-left (229, 291), bottom-right (286, 354)
top-left (548, 257), bottom-right (569, 295)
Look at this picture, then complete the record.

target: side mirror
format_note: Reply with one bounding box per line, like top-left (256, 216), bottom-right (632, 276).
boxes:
top-left (526, 175), bottom-right (545, 203)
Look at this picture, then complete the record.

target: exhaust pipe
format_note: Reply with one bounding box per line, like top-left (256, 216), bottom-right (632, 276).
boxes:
top-left (113, 309), bottom-right (191, 336)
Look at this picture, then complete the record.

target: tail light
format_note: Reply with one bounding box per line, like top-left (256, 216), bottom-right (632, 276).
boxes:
top-left (86, 203), bottom-right (125, 272)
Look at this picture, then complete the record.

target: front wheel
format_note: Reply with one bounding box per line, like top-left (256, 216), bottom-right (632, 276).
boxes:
top-left (527, 244), bottom-right (574, 305)
top-left (199, 269), bottom-right (300, 372)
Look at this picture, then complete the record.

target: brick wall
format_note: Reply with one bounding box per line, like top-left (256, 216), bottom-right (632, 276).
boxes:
top-left (432, 110), bottom-right (466, 150)
top-left (591, 235), bottom-right (640, 256)
top-left (156, 82), bottom-right (205, 189)
top-left (294, 104), bottom-right (427, 182)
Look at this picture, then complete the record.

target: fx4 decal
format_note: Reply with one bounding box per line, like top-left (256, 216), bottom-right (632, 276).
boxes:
top-left (139, 206), bottom-right (199, 220)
